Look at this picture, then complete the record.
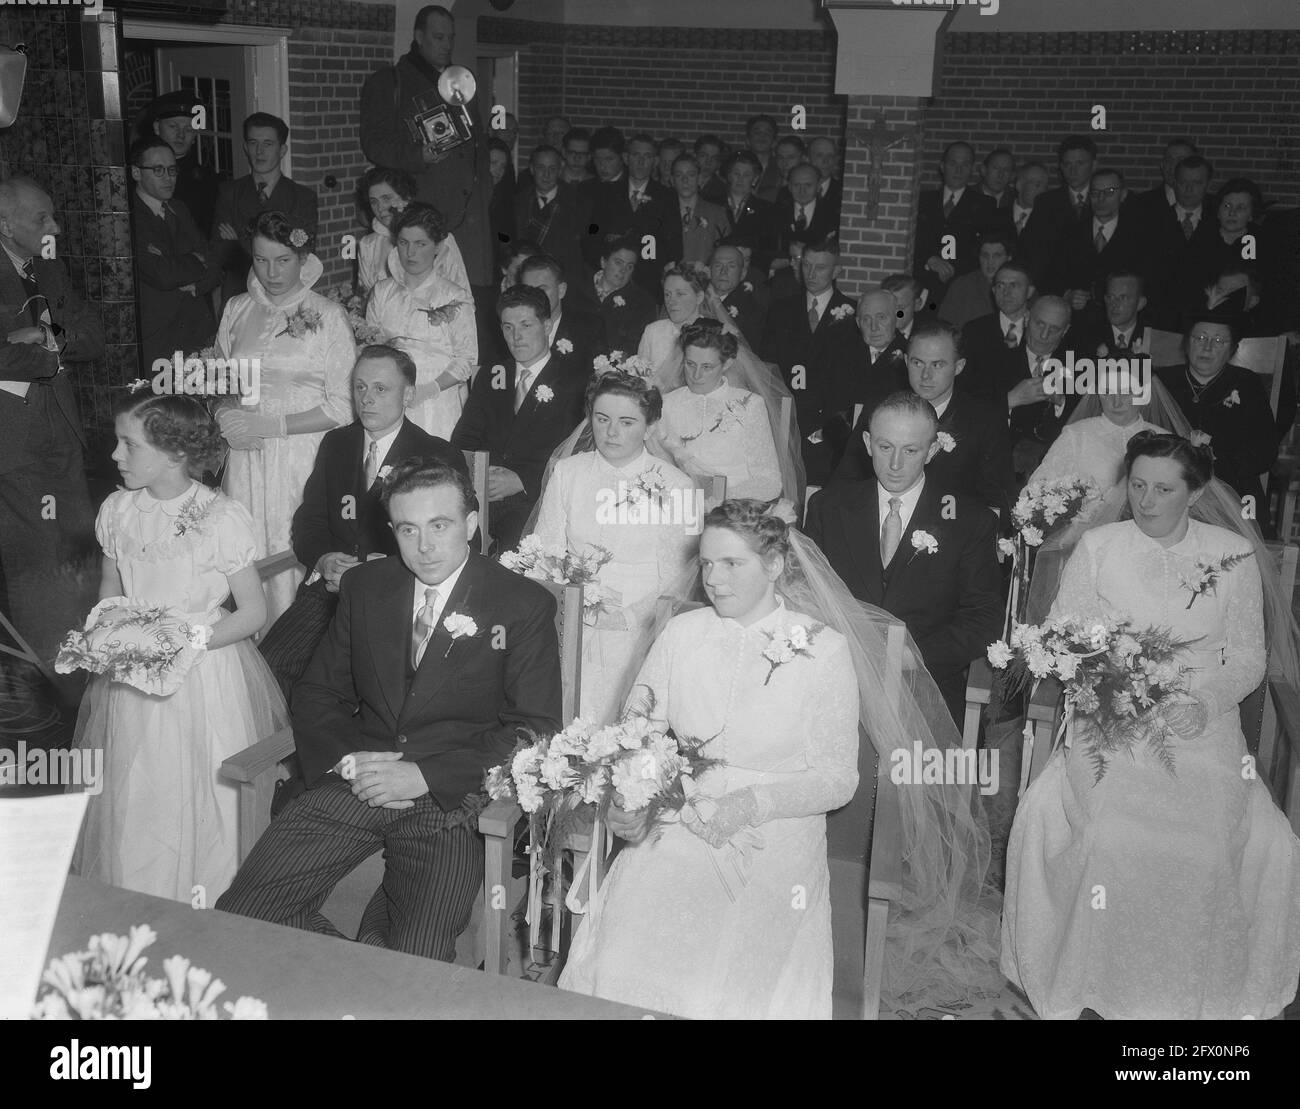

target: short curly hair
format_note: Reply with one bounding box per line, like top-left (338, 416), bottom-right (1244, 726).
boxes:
top-left (248, 209), bottom-right (313, 256)
top-left (662, 260), bottom-right (711, 296)
top-left (393, 201), bottom-right (449, 245)
top-left (112, 392), bottom-right (226, 478)
top-left (585, 369), bottom-right (663, 424)
top-left (703, 498), bottom-right (791, 564)
top-left (678, 318), bottom-right (738, 361)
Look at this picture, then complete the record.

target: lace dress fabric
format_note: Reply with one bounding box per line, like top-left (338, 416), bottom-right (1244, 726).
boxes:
top-left (558, 601), bottom-right (860, 1018)
top-left (531, 448), bottom-right (699, 723)
top-left (656, 382), bottom-right (782, 502)
top-left (218, 259), bottom-right (356, 619)
top-left (1001, 518), bottom-right (1300, 1018)
top-left (73, 484), bottom-right (288, 902)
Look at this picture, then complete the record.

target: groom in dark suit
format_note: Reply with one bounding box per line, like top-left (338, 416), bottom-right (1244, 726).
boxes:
top-left (805, 392), bottom-right (1003, 723)
top-left (217, 458), bottom-right (562, 961)
top-left (257, 345), bottom-right (466, 699)
top-left (452, 285), bottom-right (586, 551)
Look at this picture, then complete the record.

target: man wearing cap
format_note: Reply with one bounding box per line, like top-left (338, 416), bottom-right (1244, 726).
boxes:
top-left (147, 89), bottom-right (225, 236)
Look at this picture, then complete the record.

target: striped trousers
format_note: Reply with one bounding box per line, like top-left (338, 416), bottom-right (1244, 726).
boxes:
top-left (215, 778), bottom-right (482, 963)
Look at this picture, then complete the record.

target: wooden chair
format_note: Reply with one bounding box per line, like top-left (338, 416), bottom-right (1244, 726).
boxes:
top-left (219, 578), bottom-right (586, 972)
top-left (463, 450), bottom-right (491, 555)
top-left (250, 549), bottom-right (302, 639)
top-left (699, 474), bottom-right (727, 511)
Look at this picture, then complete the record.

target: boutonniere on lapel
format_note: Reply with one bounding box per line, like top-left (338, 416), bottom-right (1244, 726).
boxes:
top-left (612, 295), bottom-right (626, 307)
top-left (421, 300), bottom-right (470, 328)
top-left (830, 304), bottom-right (854, 321)
top-left (743, 281), bottom-right (754, 293)
top-left (910, 530), bottom-right (939, 556)
top-left (726, 304), bottom-right (738, 318)
top-left (1222, 389), bottom-right (1241, 409)
top-left (276, 305), bottom-right (323, 340)
top-left (535, 384), bottom-right (554, 404)
top-left (441, 612), bottom-right (480, 657)
top-left (554, 337), bottom-right (573, 354)
top-left (936, 431), bottom-right (956, 453)
top-left (1179, 550), bottom-right (1253, 609)
top-left (760, 621), bottom-right (824, 685)
top-left (377, 465), bottom-right (393, 483)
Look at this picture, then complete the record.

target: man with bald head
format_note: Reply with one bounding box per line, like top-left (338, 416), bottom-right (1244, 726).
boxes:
top-left (1000, 294), bottom-right (1076, 475)
top-left (0, 176), bottom-right (104, 670)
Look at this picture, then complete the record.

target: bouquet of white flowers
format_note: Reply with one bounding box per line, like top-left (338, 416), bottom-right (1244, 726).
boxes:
top-left (55, 598), bottom-right (208, 697)
top-left (33, 924), bottom-right (267, 1020)
top-left (986, 615), bottom-right (1198, 782)
top-left (592, 350), bottom-right (657, 382)
top-left (498, 536), bottom-right (617, 616)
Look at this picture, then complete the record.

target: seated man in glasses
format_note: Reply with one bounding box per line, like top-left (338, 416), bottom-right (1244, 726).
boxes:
top-left (130, 137), bottom-right (223, 368)
top-left (1046, 168), bottom-right (1150, 317)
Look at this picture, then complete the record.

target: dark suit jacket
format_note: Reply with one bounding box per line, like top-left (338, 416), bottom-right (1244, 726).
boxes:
top-left (580, 177), bottom-right (673, 275)
top-left (719, 284), bottom-right (764, 350)
top-left (132, 192), bottom-right (221, 367)
top-left (722, 193), bottom-right (779, 275)
top-left (450, 347), bottom-right (587, 499)
top-left (591, 282), bottom-right (657, 357)
top-left (772, 193), bottom-right (839, 256)
top-left (1069, 312), bottom-right (1154, 362)
top-left (804, 478), bottom-right (1003, 719)
top-left (552, 306), bottom-right (608, 374)
top-left (959, 311), bottom-right (1023, 403)
top-left (292, 552), bottom-right (562, 809)
top-left (1009, 205), bottom-right (1056, 287)
top-left (212, 173), bottom-right (318, 302)
top-left (513, 182), bottom-right (590, 292)
top-left (1143, 200), bottom-right (1221, 328)
top-left (0, 255), bottom-right (104, 475)
top-left (760, 287), bottom-right (858, 437)
top-left (1000, 340), bottom-right (1079, 446)
top-left (912, 186), bottom-right (998, 291)
top-left (1046, 213), bottom-right (1152, 302)
top-left (753, 154), bottom-right (784, 204)
top-left (173, 149), bottom-right (225, 238)
top-left (291, 417), bottom-right (466, 573)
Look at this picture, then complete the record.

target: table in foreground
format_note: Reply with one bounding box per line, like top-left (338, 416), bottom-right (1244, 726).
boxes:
top-left (49, 877), bottom-right (663, 1020)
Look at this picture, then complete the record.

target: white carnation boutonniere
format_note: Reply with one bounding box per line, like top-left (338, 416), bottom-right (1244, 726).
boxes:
top-left (535, 384), bottom-right (554, 404)
top-left (1180, 550), bottom-right (1253, 609)
top-left (612, 295), bottom-right (626, 307)
top-left (442, 612), bottom-right (480, 657)
top-left (727, 304), bottom-right (739, 318)
top-left (936, 430), bottom-right (956, 453)
top-left (997, 537), bottom-right (1017, 561)
top-left (743, 281), bottom-right (754, 293)
top-left (911, 529), bottom-right (939, 556)
top-left (760, 621), bottom-right (824, 685)
top-left (377, 465), bottom-right (393, 482)
top-left (830, 303), bottom-right (854, 321)
top-left (1222, 389), bottom-right (1241, 409)
top-left (555, 337), bottom-right (573, 354)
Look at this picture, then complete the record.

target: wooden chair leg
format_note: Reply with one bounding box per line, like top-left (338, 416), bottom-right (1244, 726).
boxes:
top-left (862, 897), bottom-right (889, 1020)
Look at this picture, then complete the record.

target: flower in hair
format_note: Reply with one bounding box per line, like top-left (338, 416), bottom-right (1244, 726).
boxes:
top-left (289, 228), bottom-right (309, 248)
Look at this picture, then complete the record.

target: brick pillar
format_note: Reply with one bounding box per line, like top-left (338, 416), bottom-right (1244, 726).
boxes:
top-left (836, 95), bottom-right (925, 301)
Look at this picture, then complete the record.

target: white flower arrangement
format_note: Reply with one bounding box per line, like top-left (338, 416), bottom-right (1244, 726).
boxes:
top-left (830, 303), bottom-right (854, 320)
top-left (617, 465), bottom-right (668, 510)
top-left (498, 539), bottom-right (613, 615)
top-left (592, 351), bottom-right (656, 381)
top-left (997, 537), bottom-right (1017, 561)
top-left (555, 338), bottom-right (573, 354)
top-left (911, 530), bottom-right (939, 555)
top-left (727, 304), bottom-right (738, 318)
top-left (612, 295), bottom-right (626, 307)
top-left (535, 384), bottom-right (554, 403)
top-left (1222, 389), bottom-right (1241, 408)
top-left (936, 430), bottom-right (956, 453)
top-left (1179, 550), bottom-right (1253, 609)
top-left (760, 621), bottom-right (823, 685)
top-left (441, 612), bottom-right (479, 657)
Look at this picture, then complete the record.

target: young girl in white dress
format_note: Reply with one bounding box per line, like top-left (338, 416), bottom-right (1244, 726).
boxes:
top-left (74, 393), bottom-right (288, 902)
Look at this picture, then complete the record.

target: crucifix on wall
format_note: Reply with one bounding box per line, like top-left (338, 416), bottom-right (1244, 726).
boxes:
top-left (846, 114), bottom-right (917, 222)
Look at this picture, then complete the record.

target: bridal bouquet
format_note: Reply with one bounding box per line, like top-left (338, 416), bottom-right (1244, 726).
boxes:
top-left (499, 536), bottom-right (616, 615)
top-left (592, 350), bottom-right (657, 382)
top-left (33, 924), bottom-right (267, 1020)
top-left (986, 616), bottom-right (1198, 781)
top-left (324, 284), bottom-right (386, 345)
top-left (55, 597), bottom-right (208, 697)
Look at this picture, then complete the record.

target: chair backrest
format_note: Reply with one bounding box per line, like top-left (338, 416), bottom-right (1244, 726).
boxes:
top-left (700, 474), bottom-right (727, 510)
top-left (254, 549), bottom-right (300, 581)
top-left (464, 450), bottom-right (491, 555)
top-left (1233, 335), bottom-right (1288, 418)
top-left (537, 579), bottom-right (584, 722)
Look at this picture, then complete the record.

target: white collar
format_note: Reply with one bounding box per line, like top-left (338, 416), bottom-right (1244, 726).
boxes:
top-left (138, 191), bottom-right (167, 218)
top-left (944, 185), bottom-right (965, 206)
top-left (410, 554), bottom-right (470, 621)
top-left (364, 420), bottom-right (404, 467)
top-left (932, 393), bottom-right (952, 419)
top-left (808, 287), bottom-right (834, 312)
top-left (1176, 204), bottom-right (1200, 222)
top-left (1093, 213), bottom-right (1117, 230)
top-left (536, 188), bottom-right (557, 204)
top-left (1164, 183), bottom-right (1176, 206)
top-left (818, 178), bottom-right (831, 197)
top-left (877, 477), bottom-right (926, 532)
top-left (998, 310), bottom-right (1025, 333)
top-left (1013, 200), bottom-right (1032, 219)
top-left (547, 313), bottom-right (564, 345)
top-left (517, 350), bottom-right (551, 380)
top-left (796, 196), bottom-right (817, 215)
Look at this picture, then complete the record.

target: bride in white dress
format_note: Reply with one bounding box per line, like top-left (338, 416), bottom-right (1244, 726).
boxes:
top-left (529, 371), bottom-right (698, 723)
top-left (216, 211), bottom-right (356, 620)
top-left (1003, 431), bottom-right (1300, 1018)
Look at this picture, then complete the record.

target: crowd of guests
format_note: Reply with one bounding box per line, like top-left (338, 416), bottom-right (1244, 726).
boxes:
top-left (4, 2), bottom-right (1298, 1022)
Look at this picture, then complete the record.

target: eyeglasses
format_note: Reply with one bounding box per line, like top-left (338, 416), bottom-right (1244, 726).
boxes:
top-left (1088, 186), bottom-right (1121, 199)
top-left (1190, 333), bottom-right (1231, 347)
top-left (140, 165), bottom-right (179, 179)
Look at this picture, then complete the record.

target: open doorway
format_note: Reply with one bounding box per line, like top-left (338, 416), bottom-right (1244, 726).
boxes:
top-left (476, 47), bottom-right (519, 165)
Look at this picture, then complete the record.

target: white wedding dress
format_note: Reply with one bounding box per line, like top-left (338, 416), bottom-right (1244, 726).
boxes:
top-left (1002, 518), bottom-right (1300, 1018)
top-left (1030, 414), bottom-right (1166, 515)
top-left (366, 248), bottom-right (478, 440)
top-left (218, 255), bottom-right (356, 619)
top-left (558, 600), bottom-right (859, 1018)
top-left (530, 448), bottom-right (698, 723)
top-left (655, 382), bottom-right (782, 502)
top-left (357, 220), bottom-right (469, 296)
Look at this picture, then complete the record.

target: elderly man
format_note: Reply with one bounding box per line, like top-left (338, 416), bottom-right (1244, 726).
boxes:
top-left (0, 176), bottom-right (103, 669)
top-left (708, 244), bottom-right (762, 348)
top-left (1000, 294), bottom-right (1076, 476)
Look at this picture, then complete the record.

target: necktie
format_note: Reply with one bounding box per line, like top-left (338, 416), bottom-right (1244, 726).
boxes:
top-left (1072, 192), bottom-right (1086, 217)
top-left (364, 440), bottom-right (379, 488)
top-left (880, 497), bottom-right (903, 567)
top-left (1030, 352), bottom-right (1043, 379)
top-left (1015, 210), bottom-right (1029, 233)
top-left (515, 367), bottom-right (532, 413)
top-left (942, 192), bottom-right (955, 219)
top-left (411, 586), bottom-right (440, 669)
top-left (794, 205), bottom-right (808, 232)
top-left (1181, 213), bottom-right (1195, 240)
top-left (630, 190), bottom-right (642, 211)
top-left (256, 180), bottom-right (269, 205)
top-left (20, 258), bottom-right (39, 324)
top-left (1114, 331), bottom-right (1129, 350)
top-left (1004, 322), bottom-right (1019, 348)
top-left (1094, 225), bottom-right (1107, 253)
top-left (807, 299), bottom-right (820, 332)
top-left (162, 202), bottom-right (177, 232)
top-left (538, 195), bottom-right (548, 212)
top-left (682, 206), bottom-right (693, 229)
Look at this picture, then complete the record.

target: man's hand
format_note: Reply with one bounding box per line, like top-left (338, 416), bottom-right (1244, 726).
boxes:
top-left (925, 256), bottom-right (955, 283)
top-left (422, 144), bottom-right (451, 165)
top-left (217, 222), bottom-right (238, 241)
top-left (7, 326), bottom-right (46, 345)
top-left (606, 802), bottom-right (651, 844)
top-left (316, 552), bottom-right (361, 590)
top-left (344, 751), bottom-right (429, 808)
top-left (487, 465), bottom-right (525, 501)
top-left (1007, 376), bottom-right (1049, 410)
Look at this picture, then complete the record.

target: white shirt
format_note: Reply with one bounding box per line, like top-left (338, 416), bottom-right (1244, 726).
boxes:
top-left (807, 287), bottom-right (834, 322)
top-left (515, 351), bottom-right (552, 397)
top-left (795, 197), bottom-right (817, 225)
top-left (818, 178), bottom-right (832, 198)
top-left (138, 191), bottom-right (167, 219)
top-left (877, 476), bottom-right (926, 537)
top-left (942, 186), bottom-right (966, 210)
top-left (628, 178), bottom-right (651, 202)
top-left (1093, 215), bottom-right (1117, 245)
top-left (1111, 322), bottom-right (1140, 347)
top-left (535, 188), bottom-right (557, 206)
top-left (364, 421), bottom-right (403, 472)
top-left (1175, 204), bottom-right (1201, 230)
top-left (932, 394), bottom-right (952, 420)
top-left (410, 553), bottom-right (470, 641)
top-left (1012, 201), bottom-right (1033, 229)
top-left (546, 313), bottom-right (564, 348)
top-left (998, 310), bottom-right (1025, 342)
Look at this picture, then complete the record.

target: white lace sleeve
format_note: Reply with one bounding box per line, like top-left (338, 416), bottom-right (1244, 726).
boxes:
top-left (530, 461), bottom-right (568, 551)
top-left (1198, 549), bottom-right (1266, 718)
top-left (1046, 529), bottom-right (1103, 626)
top-left (750, 634), bottom-right (860, 823)
top-left (738, 391), bottom-right (782, 501)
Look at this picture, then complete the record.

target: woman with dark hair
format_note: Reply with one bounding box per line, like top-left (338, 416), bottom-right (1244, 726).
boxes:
top-left (356, 167), bottom-right (469, 296)
top-left (637, 261), bottom-right (711, 385)
top-left (1003, 431), bottom-right (1300, 1018)
top-left (366, 201), bottom-right (478, 439)
top-left (1153, 315), bottom-right (1278, 525)
top-left (1200, 177), bottom-right (1266, 297)
top-left (73, 392), bottom-right (288, 901)
top-left (529, 370), bottom-right (697, 722)
top-left (652, 321), bottom-right (783, 502)
top-left (590, 234), bottom-right (657, 356)
top-left (216, 208), bottom-right (356, 619)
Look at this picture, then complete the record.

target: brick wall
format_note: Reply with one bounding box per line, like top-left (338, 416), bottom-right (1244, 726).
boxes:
top-left (924, 29), bottom-right (1300, 207)
top-left (480, 18), bottom-right (847, 155)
